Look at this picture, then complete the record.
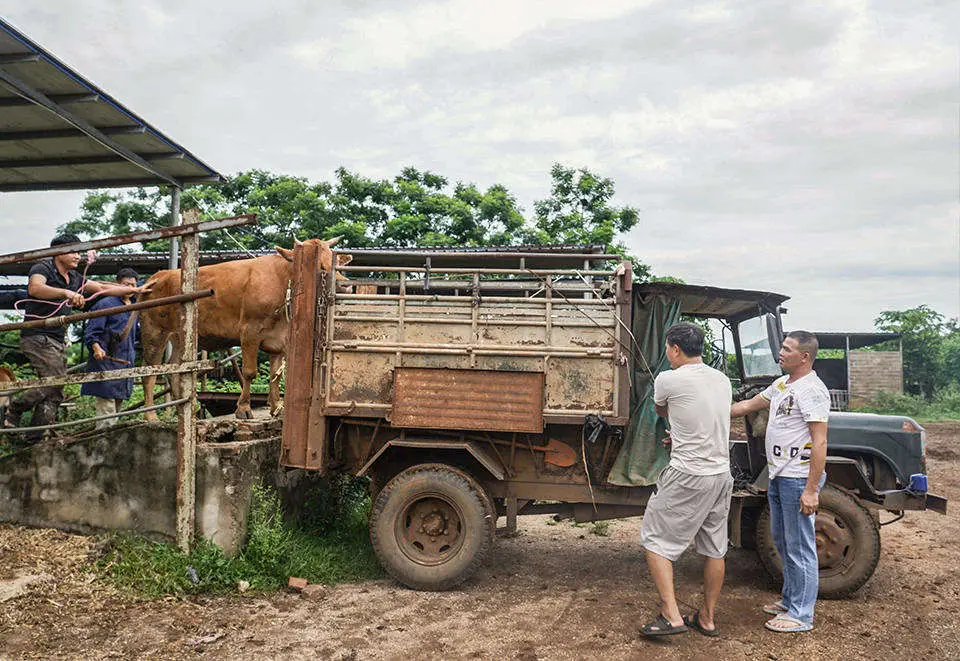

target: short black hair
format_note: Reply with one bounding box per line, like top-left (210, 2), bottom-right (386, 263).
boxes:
top-left (665, 322), bottom-right (704, 357)
top-left (50, 233), bottom-right (81, 247)
top-left (116, 267), bottom-right (139, 281)
top-left (786, 330), bottom-right (819, 360)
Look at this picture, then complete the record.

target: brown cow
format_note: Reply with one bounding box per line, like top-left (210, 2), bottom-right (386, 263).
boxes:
top-left (139, 238), bottom-right (342, 420)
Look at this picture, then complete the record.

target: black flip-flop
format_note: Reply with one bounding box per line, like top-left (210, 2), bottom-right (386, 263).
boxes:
top-left (640, 614), bottom-right (688, 637)
top-left (683, 610), bottom-right (720, 637)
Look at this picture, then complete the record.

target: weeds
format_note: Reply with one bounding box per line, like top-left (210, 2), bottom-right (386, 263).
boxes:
top-left (97, 482), bottom-right (381, 598)
top-left (853, 385), bottom-right (960, 422)
top-left (589, 520), bottom-right (611, 537)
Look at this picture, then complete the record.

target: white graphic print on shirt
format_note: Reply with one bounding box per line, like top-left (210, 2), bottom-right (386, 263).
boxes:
top-left (761, 372), bottom-right (830, 479)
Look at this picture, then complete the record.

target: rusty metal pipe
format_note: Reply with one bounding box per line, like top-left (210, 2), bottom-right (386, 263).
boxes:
top-left (0, 215), bottom-right (256, 266)
top-left (337, 266), bottom-right (615, 276)
top-left (0, 289), bottom-right (214, 332)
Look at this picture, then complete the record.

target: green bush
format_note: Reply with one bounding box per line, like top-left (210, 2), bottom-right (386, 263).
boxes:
top-left (854, 385), bottom-right (960, 421)
top-left (96, 482), bottom-right (381, 598)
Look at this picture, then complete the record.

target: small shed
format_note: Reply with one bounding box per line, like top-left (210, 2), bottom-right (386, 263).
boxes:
top-left (810, 332), bottom-right (903, 410)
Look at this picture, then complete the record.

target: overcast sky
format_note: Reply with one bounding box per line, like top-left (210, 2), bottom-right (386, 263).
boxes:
top-left (1, 0), bottom-right (957, 332)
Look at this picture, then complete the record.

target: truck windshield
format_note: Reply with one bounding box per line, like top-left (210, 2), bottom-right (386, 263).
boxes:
top-left (739, 314), bottom-right (781, 378)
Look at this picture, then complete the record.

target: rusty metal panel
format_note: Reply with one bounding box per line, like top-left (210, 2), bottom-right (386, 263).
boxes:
top-left (391, 368), bottom-right (543, 433)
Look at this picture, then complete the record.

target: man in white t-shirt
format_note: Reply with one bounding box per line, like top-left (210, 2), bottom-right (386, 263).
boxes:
top-left (640, 322), bottom-right (733, 638)
top-left (731, 330), bottom-right (829, 633)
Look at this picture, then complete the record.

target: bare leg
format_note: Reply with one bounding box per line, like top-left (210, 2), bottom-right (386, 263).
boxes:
top-left (698, 557), bottom-right (725, 631)
top-left (644, 548), bottom-right (684, 627)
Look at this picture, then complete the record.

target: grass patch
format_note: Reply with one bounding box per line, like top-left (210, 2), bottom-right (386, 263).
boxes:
top-left (853, 385), bottom-right (960, 422)
top-left (97, 480), bottom-right (382, 598)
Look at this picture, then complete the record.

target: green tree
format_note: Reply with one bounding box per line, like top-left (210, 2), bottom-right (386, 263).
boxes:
top-left (875, 305), bottom-right (948, 397)
top-left (940, 321), bottom-right (960, 389)
top-left (58, 165), bottom-right (649, 274)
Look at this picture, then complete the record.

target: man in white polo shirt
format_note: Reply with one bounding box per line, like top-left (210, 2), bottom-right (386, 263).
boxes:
top-left (731, 330), bottom-right (829, 633)
top-left (639, 322), bottom-right (733, 638)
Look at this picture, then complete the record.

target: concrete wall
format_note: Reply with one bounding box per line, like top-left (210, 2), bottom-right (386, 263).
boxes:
top-left (848, 350), bottom-right (903, 407)
top-left (0, 421), bottom-right (282, 554)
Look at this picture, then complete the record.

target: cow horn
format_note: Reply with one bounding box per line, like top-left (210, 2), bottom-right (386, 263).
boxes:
top-left (326, 236), bottom-right (343, 247)
top-left (293, 236), bottom-right (303, 246)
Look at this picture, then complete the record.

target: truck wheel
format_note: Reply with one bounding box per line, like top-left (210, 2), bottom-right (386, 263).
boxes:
top-left (369, 463), bottom-right (495, 591)
top-left (755, 485), bottom-right (881, 599)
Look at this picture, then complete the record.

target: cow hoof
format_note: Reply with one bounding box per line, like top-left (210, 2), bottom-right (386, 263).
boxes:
top-left (235, 409), bottom-right (254, 420)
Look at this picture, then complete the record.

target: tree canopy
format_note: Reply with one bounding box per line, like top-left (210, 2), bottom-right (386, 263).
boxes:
top-left (875, 305), bottom-right (959, 397)
top-left (58, 164), bottom-right (648, 277)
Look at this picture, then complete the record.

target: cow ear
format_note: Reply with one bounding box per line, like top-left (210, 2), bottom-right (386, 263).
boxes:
top-left (336, 254), bottom-right (353, 266)
top-left (275, 246), bottom-right (295, 262)
top-left (325, 236), bottom-right (343, 248)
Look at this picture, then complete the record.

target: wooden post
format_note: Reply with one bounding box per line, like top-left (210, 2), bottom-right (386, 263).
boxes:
top-left (280, 242), bottom-right (323, 469)
top-left (176, 206), bottom-right (200, 551)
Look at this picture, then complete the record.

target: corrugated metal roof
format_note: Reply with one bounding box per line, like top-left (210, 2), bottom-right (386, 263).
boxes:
top-left (635, 282), bottom-right (790, 321)
top-left (0, 17), bottom-right (223, 191)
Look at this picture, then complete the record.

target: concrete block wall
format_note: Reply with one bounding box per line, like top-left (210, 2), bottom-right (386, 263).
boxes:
top-left (848, 350), bottom-right (902, 407)
top-left (0, 421), bottom-right (282, 554)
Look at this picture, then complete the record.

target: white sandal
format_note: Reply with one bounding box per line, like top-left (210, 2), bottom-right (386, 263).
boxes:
top-left (764, 614), bottom-right (813, 633)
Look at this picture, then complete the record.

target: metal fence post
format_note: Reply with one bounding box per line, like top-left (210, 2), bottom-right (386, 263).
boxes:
top-left (176, 206), bottom-right (200, 551)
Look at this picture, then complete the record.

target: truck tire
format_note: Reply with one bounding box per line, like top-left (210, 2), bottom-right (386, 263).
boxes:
top-left (755, 485), bottom-right (881, 599)
top-left (369, 463), bottom-right (495, 591)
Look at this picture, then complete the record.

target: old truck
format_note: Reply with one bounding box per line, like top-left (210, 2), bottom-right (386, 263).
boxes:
top-left (278, 244), bottom-right (947, 596)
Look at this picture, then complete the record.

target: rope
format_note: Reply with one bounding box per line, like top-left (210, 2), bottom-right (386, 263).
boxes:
top-left (13, 250), bottom-right (108, 320)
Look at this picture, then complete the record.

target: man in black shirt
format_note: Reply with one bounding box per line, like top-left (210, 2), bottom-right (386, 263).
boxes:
top-left (4, 233), bottom-right (147, 440)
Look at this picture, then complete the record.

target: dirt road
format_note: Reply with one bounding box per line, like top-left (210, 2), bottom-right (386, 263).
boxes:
top-left (1, 423), bottom-right (957, 660)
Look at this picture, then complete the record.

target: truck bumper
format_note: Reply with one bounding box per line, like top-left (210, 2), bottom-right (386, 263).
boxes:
top-left (872, 490), bottom-right (948, 515)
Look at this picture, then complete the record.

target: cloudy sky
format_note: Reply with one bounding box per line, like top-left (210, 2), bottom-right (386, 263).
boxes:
top-left (1, 0), bottom-right (957, 332)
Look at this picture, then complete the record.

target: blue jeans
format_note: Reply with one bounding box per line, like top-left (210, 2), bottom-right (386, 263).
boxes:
top-left (768, 475), bottom-right (824, 624)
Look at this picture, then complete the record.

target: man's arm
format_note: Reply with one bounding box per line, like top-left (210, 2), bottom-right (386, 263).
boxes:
top-left (27, 273), bottom-right (84, 307)
top-left (730, 393), bottom-right (770, 418)
top-left (800, 421), bottom-right (828, 515)
top-left (654, 402), bottom-right (668, 418)
top-left (83, 280), bottom-right (148, 298)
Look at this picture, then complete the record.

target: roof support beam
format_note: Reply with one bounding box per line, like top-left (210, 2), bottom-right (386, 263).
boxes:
top-left (0, 125), bottom-right (146, 141)
top-left (0, 92), bottom-right (99, 107)
top-left (0, 152), bottom-right (183, 169)
top-left (0, 175), bottom-right (221, 192)
top-left (0, 53), bottom-right (40, 64)
top-left (0, 68), bottom-right (181, 187)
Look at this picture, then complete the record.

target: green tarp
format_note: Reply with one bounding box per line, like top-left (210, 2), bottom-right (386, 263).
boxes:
top-left (606, 291), bottom-right (681, 486)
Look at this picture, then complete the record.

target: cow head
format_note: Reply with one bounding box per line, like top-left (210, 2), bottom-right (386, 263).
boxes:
top-left (274, 236), bottom-right (341, 272)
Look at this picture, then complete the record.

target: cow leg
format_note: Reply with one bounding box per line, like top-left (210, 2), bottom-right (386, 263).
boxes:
top-left (141, 327), bottom-right (168, 422)
top-left (267, 353), bottom-right (284, 416)
top-left (235, 339), bottom-right (259, 420)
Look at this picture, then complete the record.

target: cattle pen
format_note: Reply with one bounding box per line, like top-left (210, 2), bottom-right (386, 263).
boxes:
top-left (0, 211), bottom-right (257, 549)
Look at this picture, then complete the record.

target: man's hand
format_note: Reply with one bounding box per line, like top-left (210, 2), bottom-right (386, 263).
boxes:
top-left (660, 428), bottom-right (672, 450)
top-left (132, 284), bottom-right (151, 295)
top-left (91, 343), bottom-right (106, 361)
top-left (65, 289), bottom-right (85, 308)
top-left (799, 487), bottom-right (819, 515)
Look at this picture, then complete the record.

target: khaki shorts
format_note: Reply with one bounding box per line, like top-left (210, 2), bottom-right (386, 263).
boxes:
top-left (640, 466), bottom-right (734, 561)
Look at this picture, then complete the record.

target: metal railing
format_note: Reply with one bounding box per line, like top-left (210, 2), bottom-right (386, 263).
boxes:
top-left (829, 389), bottom-right (849, 411)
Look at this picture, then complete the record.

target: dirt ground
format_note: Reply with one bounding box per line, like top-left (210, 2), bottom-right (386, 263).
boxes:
top-left (1, 423), bottom-right (957, 660)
